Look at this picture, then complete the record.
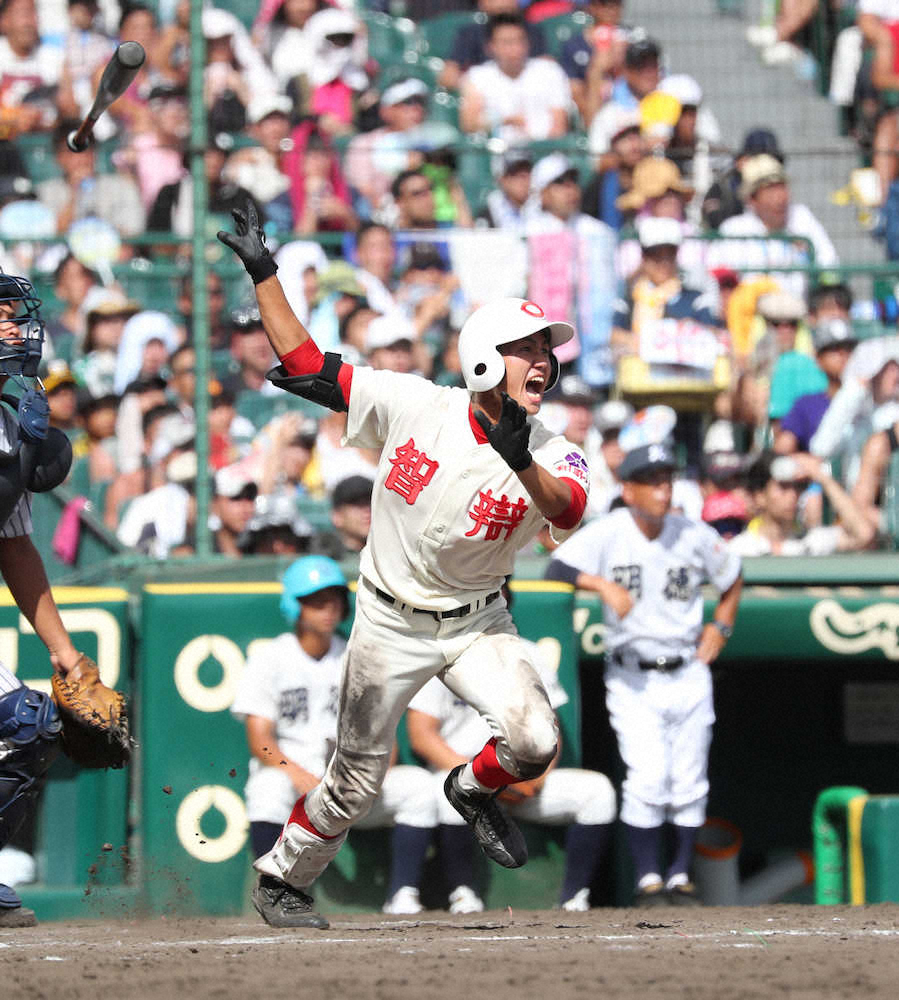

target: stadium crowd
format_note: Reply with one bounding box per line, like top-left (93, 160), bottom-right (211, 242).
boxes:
top-left (0, 0), bottom-right (897, 559)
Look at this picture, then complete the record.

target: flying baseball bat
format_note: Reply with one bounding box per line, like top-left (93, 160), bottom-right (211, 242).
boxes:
top-left (66, 41), bottom-right (146, 153)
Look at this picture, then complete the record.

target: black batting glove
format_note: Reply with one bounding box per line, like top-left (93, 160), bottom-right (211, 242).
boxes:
top-left (474, 392), bottom-right (533, 473)
top-left (216, 201), bottom-right (278, 285)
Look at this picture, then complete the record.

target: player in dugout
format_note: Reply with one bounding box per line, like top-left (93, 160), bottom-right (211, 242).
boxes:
top-left (218, 203), bottom-right (591, 928)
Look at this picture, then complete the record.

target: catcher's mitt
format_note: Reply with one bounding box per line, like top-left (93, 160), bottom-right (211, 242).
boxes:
top-left (50, 653), bottom-right (131, 769)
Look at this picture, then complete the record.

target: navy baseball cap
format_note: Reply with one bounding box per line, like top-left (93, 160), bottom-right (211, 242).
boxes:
top-left (619, 440), bottom-right (677, 481)
top-left (738, 128), bottom-right (785, 163)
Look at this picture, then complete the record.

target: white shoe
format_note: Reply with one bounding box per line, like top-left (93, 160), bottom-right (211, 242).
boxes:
top-left (762, 41), bottom-right (802, 66)
top-left (746, 24), bottom-right (777, 47)
top-left (0, 847), bottom-right (37, 887)
top-left (448, 885), bottom-right (485, 915)
top-left (382, 885), bottom-right (423, 915)
top-left (561, 887), bottom-right (590, 912)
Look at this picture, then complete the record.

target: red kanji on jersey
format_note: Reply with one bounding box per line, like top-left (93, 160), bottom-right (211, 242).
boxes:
top-left (384, 437), bottom-right (439, 505)
top-left (465, 489), bottom-right (529, 540)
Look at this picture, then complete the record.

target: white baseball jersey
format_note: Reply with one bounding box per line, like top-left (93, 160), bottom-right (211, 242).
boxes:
top-left (230, 632), bottom-right (345, 823)
top-left (552, 507), bottom-right (741, 661)
top-left (408, 641), bottom-right (568, 758)
top-left (0, 405), bottom-right (32, 538)
top-left (345, 367), bottom-right (589, 610)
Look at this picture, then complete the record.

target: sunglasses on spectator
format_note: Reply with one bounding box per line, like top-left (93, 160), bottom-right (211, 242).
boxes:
top-left (326, 32), bottom-right (355, 47)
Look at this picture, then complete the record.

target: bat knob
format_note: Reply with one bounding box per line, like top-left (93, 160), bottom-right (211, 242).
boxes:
top-left (66, 130), bottom-right (90, 153)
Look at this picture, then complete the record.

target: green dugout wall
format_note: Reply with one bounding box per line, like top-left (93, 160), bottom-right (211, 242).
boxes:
top-left (10, 578), bottom-right (899, 918)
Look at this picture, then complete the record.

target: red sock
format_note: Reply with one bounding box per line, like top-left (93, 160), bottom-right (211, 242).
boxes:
top-left (285, 795), bottom-right (339, 840)
top-left (471, 737), bottom-right (521, 789)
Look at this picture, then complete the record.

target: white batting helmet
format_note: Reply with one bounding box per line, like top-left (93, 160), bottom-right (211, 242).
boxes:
top-left (457, 298), bottom-right (574, 393)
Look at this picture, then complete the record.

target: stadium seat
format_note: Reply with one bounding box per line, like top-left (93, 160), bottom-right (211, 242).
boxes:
top-left (360, 9), bottom-right (424, 67)
top-left (539, 9), bottom-right (592, 60)
top-left (215, 0), bottom-right (257, 31)
top-left (14, 132), bottom-right (60, 184)
top-left (418, 11), bottom-right (485, 62)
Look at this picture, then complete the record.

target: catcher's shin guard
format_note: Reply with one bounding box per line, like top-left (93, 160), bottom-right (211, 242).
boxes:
top-left (254, 813), bottom-right (346, 890)
top-left (0, 687), bottom-right (62, 848)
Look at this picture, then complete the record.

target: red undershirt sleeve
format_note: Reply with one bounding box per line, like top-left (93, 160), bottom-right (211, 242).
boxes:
top-left (279, 340), bottom-right (353, 406)
top-left (549, 478), bottom-right (587, 530)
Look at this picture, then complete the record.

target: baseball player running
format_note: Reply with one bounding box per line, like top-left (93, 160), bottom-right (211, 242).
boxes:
top-left (546, 422), bottom-right (742, 906)
top-left (230, 555), bottom-right (437, 920)
top-left (218, 204), bottom-right (590, 927)
top-left (0, 271), bottom-right (96, 927)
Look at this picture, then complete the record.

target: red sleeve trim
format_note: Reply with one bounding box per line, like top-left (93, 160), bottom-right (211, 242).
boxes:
top-left (279, 340), bottom-right (353, 406)
top-left (549, 478), bottom-right (587, 530)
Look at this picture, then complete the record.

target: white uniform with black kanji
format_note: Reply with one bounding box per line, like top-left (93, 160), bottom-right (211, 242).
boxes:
top-left (551, 506), bottom-right (741, 830)
top-left (285, 366), bottom-right (588, 871)
top-left (230, 631), bottom-right (436, 845)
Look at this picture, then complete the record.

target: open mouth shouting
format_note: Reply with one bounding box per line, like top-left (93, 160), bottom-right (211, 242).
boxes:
top-left (524, 372), bottom-right (546, 407)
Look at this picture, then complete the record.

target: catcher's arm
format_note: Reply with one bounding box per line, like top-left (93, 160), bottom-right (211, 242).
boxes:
top-left (0, 535), bottom-right (81, 672)
top-left (245, 715), bottom-right (320, 796)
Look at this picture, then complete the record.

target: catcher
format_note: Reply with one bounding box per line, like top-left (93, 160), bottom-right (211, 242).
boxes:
top-left (0, 270), bottom-right (129, 929)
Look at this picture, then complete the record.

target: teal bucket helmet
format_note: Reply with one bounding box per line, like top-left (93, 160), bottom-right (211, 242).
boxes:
top-left (279, 555), bottom-right (349, 626)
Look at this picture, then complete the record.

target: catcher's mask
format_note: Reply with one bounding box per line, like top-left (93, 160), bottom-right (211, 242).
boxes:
top-left (457, 297), bottom-right (574, 394)
top-left (280, 555), bottom-right (350, 626)
top-left (0, 271), bottom-right (45, 378)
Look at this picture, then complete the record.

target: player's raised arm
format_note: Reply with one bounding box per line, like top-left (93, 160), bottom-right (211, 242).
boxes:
top-left (217, 203), bottom-right (310, 358)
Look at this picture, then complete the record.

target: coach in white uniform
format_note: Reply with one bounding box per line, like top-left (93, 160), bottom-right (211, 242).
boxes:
top-left (218, 205), bottom-right (590, 928)
top-left (546, 434), bottom-right (742, 906)
top-left (407, 593), bottom-right (615, 914)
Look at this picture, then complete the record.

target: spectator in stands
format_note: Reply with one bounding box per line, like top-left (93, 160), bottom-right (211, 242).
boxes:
top-left (211, 463), bottom-right (258, 557)
top-left (730, 450), bottom-right (874, 556)
top-left (55, 0), bottom-right (116, 132)
top-left (115, 415), bottom-right (199, 559)
top-left (147, 135), bottom-right (263, 240)
top-left (220, 305), bottom-right (281, 428)
top-left (306, 260), bottom-right (368, 354)
top-left (584, 398), bottom-right (633, 517)
top-left (459, 12), bottom-right (571, 143)
top-left (258, 411), bottom-right (320, 502)
top-left (810, 335), bottom-right (899, 489)
top-left (343, 77), bottom-right (432, 221)
top-left (476, 148), bottom-right (538, 231)
top-left (438, 0), bottom-right (547, 92)
top-left (71, 290), bottom-right (142, 400)
top-left (43, 361), bottom-right (79, 435)
top-left (113, 309), bottom-right (181, 397)
top-left (208, 381), bottom-right (253, 470)
top-left (701, 489), bottom-right (749, 541)
top-left (155, 0), bottom-right (191, 89)
top-left (393, 242), bottom-right (461, 363)
top-left (338, 302), bottom-right (377, 366)
top-left (75, 386), bottom-right (119, 487)
top-left (176, 270), bottom-right (230, 352)
top-left (283, 5), bottom-right (370, 138)
top-left (584, 106), bottom-right (643, 229)
top-left (392, 168), bottom-right (440, 230)
top-left (775, 317), bottom-right (858, 454)
top-left (201, 8), bottom-right (252, 134)
top-left (607, 35), bottom-right (661, 111)
top-left (701, 127), bottom-right (785, 231)
top-left (314, 407), bottom-right (379, 494)
top-left (221, 94), bottom-right (294, 234)
top-left (406, 580), bottom-right (616, 915)
top-left (857, 5), bottom-right (899, 208)
top-left (37, 119), bottom-right (146, 238)
top-left (353, 221), bottom-right (397, 314)
top-left (166, 343), bottom-right (196, 421)
top-left (562, 0), bottom-right (632, 127)
top-left (418, 146), bottom-right (474, 229)
top-left (852, 407), bottom-right (899, 537)
top-left (102, 2), bottom-right (164, 139)
top-left (237, 494), bottom-right (314, 556)
top-left (44, 253), bottom-right (99, 365)
top-left (256, 0), bottom-right (327, 92)
top-left (656, 74), bottom-right (724, 190)
top-left (116, 81), bottom-right (190, 213)
top-left (527, 153), bottom-right (614, 239)
top-left (0, 0), bottom-right (63, 136)
top-left (102, 389), bottom-right (171, 528)
top-left (364, 312), bottom-right (417, 376)
top-left (325, 473), bottom-right (372, 559)
top-left (287, 125), bottom-right (357, 235)
top-left (711, 154), bottom-right (839, 299)
top-left (749, 289), bottom-right (815, 396)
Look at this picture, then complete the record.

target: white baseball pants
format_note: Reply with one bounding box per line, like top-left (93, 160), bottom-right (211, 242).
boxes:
top-left (605, 658), bottom-right (714, 828)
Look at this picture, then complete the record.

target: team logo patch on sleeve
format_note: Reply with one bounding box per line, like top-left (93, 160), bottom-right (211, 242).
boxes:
top-left (554, 451), bottom-right (590, 487)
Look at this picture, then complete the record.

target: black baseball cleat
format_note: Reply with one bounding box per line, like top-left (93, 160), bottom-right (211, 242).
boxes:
top-left (252, 874), bottom-right (330, 929)
top-left (444, 764), bottom-right (528, 869)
